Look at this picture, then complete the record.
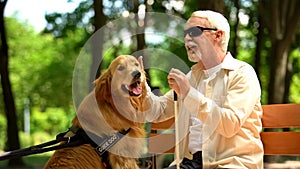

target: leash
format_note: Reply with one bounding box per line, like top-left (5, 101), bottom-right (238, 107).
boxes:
top-left (0, 126), bottom-right (131, 168)
top-left (0, 129), bottom-right (82, 161)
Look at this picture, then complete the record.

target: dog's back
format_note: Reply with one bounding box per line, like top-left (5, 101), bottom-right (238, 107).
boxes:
top-left (44, 144), bottom-right (103, 169)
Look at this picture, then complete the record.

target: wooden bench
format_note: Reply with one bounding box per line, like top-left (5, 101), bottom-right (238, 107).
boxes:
top-left (148, 104), bottom-right (300, 168)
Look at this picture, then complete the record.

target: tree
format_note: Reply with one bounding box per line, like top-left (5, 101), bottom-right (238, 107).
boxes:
top-left (258, 0), bottom-right (300, 163)
top-left (0, 0), bottom-right (24, 166)
top-left (90, 0), bottom-right (106, 87)
top-left (259, 0), bottom-right (300, 104)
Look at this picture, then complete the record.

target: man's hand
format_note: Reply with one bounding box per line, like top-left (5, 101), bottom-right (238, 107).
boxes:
top-left (168, 68), bottom-right (190, 99)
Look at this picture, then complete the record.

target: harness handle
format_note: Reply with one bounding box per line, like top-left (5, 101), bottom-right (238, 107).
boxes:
top-left (0, 130), bottom-right (79, 161)
top-left (0, 127), bottom-right (131, 161)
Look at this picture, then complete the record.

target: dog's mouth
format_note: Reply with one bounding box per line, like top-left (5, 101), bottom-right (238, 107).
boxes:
top-left (121, 80), bottom-right (142, 97)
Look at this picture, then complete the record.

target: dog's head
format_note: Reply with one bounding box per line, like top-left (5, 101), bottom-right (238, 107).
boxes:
top-left (94, 55), bottom-right (147, 112)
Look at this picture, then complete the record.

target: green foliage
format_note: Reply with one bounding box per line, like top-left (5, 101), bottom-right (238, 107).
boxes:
top-left (19, 132), bottom-right (33, 148)
top-left (30, 107), bottom-right (73, 135)
top-left (0, 105), bottom-right (75, 151)
top-left (0, 153), bottom-right (51, 168)
top-left (147, 37), bottom-right (192, 93)
top-left (290, 49), bottom-right (300, 103)
top-left (0, 114), bottom-right (6, 150)
top-left (161, 154), bottom-right (174, 168)
top-left (4, 16), bottom-right (86, 111)
top-left (1, 17), bottom-right (79, 152)
top-left (0, 107), bottom-right (73, 151)
top-left (291, 76), bottom-right (300, 102)
top-left (45, 1), bottom-right (93, 37)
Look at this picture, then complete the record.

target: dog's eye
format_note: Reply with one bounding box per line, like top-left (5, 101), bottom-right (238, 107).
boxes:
top-left (135, 63), bottom-right (139, 67)
top-left (118, 65), bottom-right (125, 71)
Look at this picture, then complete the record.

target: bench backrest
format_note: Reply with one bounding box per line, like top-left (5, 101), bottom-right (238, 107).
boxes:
top-left (148, 104), bottom-right (300, 155)
top-left (261, 104), bottom-right (300, 155)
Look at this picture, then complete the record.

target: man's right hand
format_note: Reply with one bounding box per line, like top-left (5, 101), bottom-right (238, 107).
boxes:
top-left (138, 56), bottom-right (144, 70)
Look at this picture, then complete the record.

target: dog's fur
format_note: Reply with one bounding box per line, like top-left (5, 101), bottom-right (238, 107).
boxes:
top-left (44, 55), bottom-right (148, 169)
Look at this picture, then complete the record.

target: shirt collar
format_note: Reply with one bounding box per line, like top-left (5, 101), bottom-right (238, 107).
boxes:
top-left (221, 52), bottom-right (240, 70)
top-left (190, 52), bottom-right (239, 76)
top-left (203, 64), bottom-right (222, 78)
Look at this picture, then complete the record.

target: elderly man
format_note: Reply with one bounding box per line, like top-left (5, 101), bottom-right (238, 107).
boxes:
top-left (143, 10), bottom-right (264, 169)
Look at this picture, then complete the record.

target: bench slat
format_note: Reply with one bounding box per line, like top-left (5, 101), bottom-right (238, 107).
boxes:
top-left (261, 132), bottom-right (300, 155)
top-left (149, 133), bottom-right (175, 154)
top-left (153, 104), bottom-right (300, 129)
top-left (151, 117), bottom-right (175, 130)
top-left (149, 104), bottom-right (300, 157)
top-left (150, 132), bottom-right (300, 155)
top-left (262, 104), bottom-right (300, 128)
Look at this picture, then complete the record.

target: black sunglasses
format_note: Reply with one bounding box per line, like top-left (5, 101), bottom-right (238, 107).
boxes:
top-left (184, 26), bottom-right (217, 37)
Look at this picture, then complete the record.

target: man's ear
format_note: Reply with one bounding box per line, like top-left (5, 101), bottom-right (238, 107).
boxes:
top-left (215, 30), bottom-right (224, 41)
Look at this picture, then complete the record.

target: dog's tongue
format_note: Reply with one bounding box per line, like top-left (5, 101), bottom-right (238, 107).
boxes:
top-left (129, 82), bottom-right (142, 95)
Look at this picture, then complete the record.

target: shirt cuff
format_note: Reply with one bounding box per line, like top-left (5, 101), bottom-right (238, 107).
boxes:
top-left (183, 87), bottom-right (203, 116)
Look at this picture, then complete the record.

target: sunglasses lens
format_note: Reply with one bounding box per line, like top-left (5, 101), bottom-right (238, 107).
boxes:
top-left (184, 27), bottom-right (202, 37)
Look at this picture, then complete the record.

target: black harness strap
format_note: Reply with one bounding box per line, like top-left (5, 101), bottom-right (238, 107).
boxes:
top-left (0, 127), bottom-right (131, 169)
top-left (0, 130), bottom-right (83, 161)
top-left (91, 128), bottom-right (131, 169)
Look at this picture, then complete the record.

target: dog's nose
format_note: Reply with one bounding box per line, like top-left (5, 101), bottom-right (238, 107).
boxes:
top-left (132, 71), bottom-right (141, 79)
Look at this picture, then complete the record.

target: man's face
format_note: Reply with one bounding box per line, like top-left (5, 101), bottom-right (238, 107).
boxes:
top-left (184, 16), bottom-right (220, 67)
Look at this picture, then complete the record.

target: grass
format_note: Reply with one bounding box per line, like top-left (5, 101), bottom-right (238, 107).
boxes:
top-left (0, 153), bottom-right (51, 169)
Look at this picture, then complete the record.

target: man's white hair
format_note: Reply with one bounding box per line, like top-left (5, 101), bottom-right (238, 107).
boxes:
top-left (191, 10), bottom-right (230, 52)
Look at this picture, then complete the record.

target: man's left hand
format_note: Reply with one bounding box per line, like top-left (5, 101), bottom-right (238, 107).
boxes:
top-left (168, 68), bottom-right (190, 99)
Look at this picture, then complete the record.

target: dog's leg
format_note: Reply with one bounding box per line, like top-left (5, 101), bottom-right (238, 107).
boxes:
top-left (109, 154), bottom-right (140, 169)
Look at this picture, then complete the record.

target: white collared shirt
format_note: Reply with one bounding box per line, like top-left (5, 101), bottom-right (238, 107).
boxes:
top-left (184, 52), bottom-right (263, 168)
top-left (146, 52), bottom-right (264, 168)
top-left (188, 63), bottom-right (222, 154)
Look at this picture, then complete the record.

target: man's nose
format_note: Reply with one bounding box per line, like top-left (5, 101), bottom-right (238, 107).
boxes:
top-left (184, 33), bottom-right (192, 41)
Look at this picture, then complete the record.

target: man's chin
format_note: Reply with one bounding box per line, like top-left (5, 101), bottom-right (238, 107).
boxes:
top-left (188, 55), bottom-right (201, 62)
top-left (188, 50), bottom-right (202, 62)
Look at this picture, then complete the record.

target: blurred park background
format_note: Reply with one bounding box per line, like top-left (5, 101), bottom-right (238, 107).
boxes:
top-left (1, 0), bottom-right (300, 168)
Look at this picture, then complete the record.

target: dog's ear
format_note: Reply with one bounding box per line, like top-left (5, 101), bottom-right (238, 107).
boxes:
top-left (94, 69), bottom-right (112, 103)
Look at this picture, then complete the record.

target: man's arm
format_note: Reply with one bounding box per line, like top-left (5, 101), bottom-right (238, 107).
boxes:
top-left (183, 64), bottom-right (261, 137)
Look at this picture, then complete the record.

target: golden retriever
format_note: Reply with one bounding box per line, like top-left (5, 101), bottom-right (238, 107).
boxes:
top-left (44, 55), bottom-right (148, 169)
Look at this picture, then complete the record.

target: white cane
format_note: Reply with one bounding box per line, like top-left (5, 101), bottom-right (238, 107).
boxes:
top-left (174, 91), bottom-right (180, 169)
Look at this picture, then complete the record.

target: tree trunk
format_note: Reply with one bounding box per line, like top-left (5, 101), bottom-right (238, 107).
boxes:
top-left (0, 0), bottom-right (24, 166)
top-left (283, 56), bottom-right (293, 103)
top-left (198, 0), bottom-right (224, 13)
top-left (259, 0), bottom-right (300, 162)
top-left (133, 0), bottom-right (146, 50)
top-left (132, 0), bottom-right (152, 84)
top-left (268, 41), bottom-right (291, 103)
top-left (231, 0), bottom-right (240, 58)
top-left (90, 0), bottom-right (106, 89)
top-left (259, 0), bottom-right (300, 104)
top-left (254, 15), bottom-right (263, 85)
